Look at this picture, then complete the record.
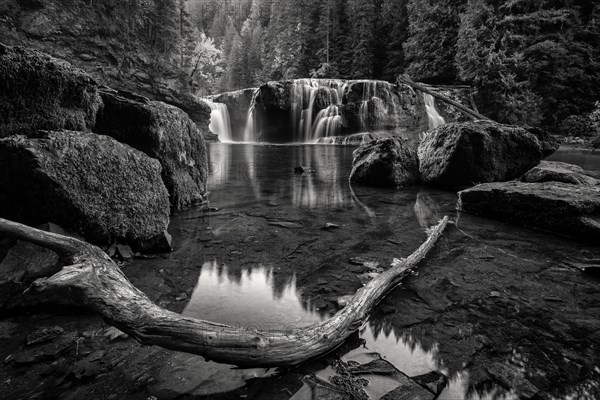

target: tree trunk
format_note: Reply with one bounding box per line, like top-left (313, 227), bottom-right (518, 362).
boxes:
top-left (0, 216), bottom-right (449, 367)
top-left (397, 74), bottom-right (492, 122)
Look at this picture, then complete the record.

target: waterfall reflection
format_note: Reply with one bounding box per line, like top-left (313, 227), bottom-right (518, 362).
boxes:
top-left (207, 143), bottom-right (355, 210)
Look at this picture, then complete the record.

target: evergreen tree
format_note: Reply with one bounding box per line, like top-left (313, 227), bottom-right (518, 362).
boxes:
top-left (346, 0), bottom-right (376, 78)
top-left (380, 0), bottom-right (409, 81)
top-left (404, 0), bottom-right (465, 83)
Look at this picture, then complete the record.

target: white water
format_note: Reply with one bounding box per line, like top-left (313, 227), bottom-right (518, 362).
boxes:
top-left (242, 88), bottom-right (260, 142)
top-left (291, 79), bottom-right (346, 142)
top-left (423, 93), bottom-right (445, 130)
top-left (205, 99), bottom-right (233, 142)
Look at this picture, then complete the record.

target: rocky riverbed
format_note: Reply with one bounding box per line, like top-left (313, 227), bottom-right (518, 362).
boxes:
top-left (1, 144), bottom-right (599, 399)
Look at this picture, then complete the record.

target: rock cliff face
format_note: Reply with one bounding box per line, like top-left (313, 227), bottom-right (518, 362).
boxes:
top-left (0, 44), bottom-right (102, 137)
top-left (0, 0), bottom-right (212, 135)
top-left (0, 131), bottom-right (171, 249)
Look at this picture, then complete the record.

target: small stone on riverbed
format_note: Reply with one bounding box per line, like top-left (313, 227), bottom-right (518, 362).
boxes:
top-left (322, 223), bottom-right (340, 230)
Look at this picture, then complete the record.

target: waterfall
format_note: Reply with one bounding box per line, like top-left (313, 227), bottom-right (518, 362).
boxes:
top-left (312, 106), bottom-right (342, 139)
top-left (205, 99), bottom-right (233, 142)
top-left (423, 93), bottom-right (445, 130)
top-left (242, 89), bottom-right (260, 143)
top-left (291, 79), bottom-right (345, 142)
top-left (359, 81), bottom-right (379, 132)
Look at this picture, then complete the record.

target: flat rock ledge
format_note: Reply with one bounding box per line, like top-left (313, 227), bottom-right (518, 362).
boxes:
top-left (458, 181), bottom-right (600, 241)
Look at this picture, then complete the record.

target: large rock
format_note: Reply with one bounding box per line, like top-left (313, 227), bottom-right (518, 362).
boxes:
top-left (0, 43), bottom-right (102, 137)
top-left (522, 126), bottom-right (560, 157)
top-left (418, 121), bottom-right (543, 189)
top-left (521, 161), bottom-right (600, 186)
top-left (458, 181), bottom-right (600, 241)
top-left (94, 89), bottom-right (208, 213)
top-left (0, 131), bottom-right (171, 249)
top-left (350, 137), bottom-right (420, 188)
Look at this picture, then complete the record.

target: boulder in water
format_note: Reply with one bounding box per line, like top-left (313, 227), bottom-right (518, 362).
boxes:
top-left (458, 181), bottom-right (600, 241)
top-left (418, 121), bottom-right (543, 189)
top-left (95, 89), bottom-right (208, 213)
top-left (0, 131), bottom-right (171, 250)
top-left (521, 161), bottom-right (600, 186)
top-left (350, 137), bottom-right (420, 188)
top-left (522, 125), bottom-right (560, 157)
top-left (0, 43), bottom-right (102, 137)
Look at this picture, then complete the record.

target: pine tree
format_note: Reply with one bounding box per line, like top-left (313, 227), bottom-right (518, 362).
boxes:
top-left (346, 0), bottom-right (376, 78)
top-left (380, 0), bottom-right (409, 81)
top-left (404, 0), bottom-right (465, 83)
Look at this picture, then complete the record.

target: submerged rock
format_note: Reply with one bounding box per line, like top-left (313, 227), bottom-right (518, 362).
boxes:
top-left (418, 121), bottom-right (543, 189)
top-left (521, 161), bottom-right (600, 186)
top-left (0, 131), bottom-right (171, 249)
top-left (458, 181), bottom-right (600, 241)
top-left (0, 43), bottom-right (102, 137)
top-left (94, 89), bottom-right (208, 213)
top-left (350, 137), bottom-right (420, 188)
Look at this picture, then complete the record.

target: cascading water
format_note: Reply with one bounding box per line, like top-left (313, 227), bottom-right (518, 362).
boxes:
top-left (423, 93), bottom-right (445, 130)
top-left (204, 99), bottom-right (233, 142)
top-left (242, 89), bottom-right (260, 143)
top-left (359, 80), bottom-right (378, 131)
top-left (291, 79), bottom-right (346, 142)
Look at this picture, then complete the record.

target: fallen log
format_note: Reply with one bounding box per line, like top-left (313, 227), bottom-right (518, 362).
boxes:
top-left (0, 216), bottom-right (449, 367)
top-left (396, 74), bottom-right (492, 122)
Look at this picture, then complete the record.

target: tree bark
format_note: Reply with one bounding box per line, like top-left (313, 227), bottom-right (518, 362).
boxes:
top-left (397, 74), bottom-right (492, 122)
top-left (0, 216), bottom-right (449, 367)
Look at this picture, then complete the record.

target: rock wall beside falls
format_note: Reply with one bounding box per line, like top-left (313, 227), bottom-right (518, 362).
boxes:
top-left (208, 88), bottom-right (256, 141)
top-left (216, 79), bottom-right (476, 143)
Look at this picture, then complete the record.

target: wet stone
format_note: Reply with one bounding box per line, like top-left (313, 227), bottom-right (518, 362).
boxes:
top-left (348, 358), bottom-right (399, 376)
top-left (486, 362), bottom-right (539, 399)
top-left (411, 371), bottom-right (447, 395)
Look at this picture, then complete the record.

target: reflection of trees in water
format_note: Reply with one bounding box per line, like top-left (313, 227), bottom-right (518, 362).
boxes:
top-left (198, 260), bottom-right (297, 301)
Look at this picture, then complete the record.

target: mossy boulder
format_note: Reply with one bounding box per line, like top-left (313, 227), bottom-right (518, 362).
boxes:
top-left (0, 131), bottom-right (171, 250)
top-left (418, 121), bottom-right (543, 189)
top-left (0, 43), bottom-right (101, 137)
top-left (94, 89), bottom-right (208, 213)
top-left (350, 137), bottom-right (421, 188)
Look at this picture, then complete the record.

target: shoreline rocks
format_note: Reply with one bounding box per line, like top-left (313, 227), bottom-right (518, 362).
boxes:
top-left (0, 131), bottom-right (171, 250)
top-left (94, 89), bottom-right (209, 213)
top-left (521, 161), bottom-right (599, 186)
top-left (458, 181), bottom-right (600, 241)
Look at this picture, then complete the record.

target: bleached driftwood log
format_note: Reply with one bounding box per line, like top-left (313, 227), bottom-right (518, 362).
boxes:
top-left (0, 216), bottom-right (448, 367)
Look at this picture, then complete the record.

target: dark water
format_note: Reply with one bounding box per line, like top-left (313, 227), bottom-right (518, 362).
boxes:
top-left (130, 144), bottom-right (600, 399)
top-left (546, 149), bottom-right (600, 171)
